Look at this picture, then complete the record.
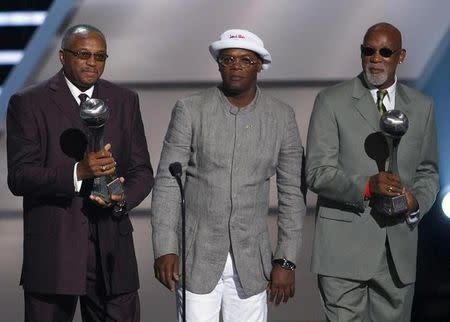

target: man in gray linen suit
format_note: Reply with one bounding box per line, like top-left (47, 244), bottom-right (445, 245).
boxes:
top-left (151, 29), bottom-right (305, 321)
top-left (306, 22), bottom-right (439, 321)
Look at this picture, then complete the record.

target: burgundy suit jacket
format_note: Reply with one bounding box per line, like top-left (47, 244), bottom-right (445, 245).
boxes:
top-left (6, 70), bottom-right (154, 295)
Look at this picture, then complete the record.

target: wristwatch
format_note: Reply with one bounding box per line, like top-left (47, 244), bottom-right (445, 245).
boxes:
top-left (272, 258), bottom-right (296, 270)
top-left (112, 200), bottom-right (128, 218)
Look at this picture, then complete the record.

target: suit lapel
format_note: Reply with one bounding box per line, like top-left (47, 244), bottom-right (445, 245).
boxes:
top-left (352, 74), bottom-right (380, 131)
top-left (48, 70), bottom-right (86, 130)
top-left (394, 83), bottom-right (412, 116)
top-left (92, 80), bottom-right (112, 109)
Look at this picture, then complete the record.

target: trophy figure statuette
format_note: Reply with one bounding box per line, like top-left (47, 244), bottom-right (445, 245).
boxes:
top-left (373, 109), bottom-right (409, 216)
top-left (80, 98), bottom-right (123, 203)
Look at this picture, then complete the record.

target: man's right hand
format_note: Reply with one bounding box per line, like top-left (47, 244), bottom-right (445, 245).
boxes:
top-left (369, 171), bottom-right (403, 197)
top-left (77, 143), bottom-right (117, 180)
top-left (154, 253), bottom-right (180, 292)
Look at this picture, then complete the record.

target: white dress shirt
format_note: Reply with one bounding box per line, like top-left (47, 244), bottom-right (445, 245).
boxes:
top-left (64, 76), bottom-right (94, 192)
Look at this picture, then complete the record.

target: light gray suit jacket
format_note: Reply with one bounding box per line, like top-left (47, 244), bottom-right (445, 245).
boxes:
top-left (151, 87), bottom-right (305, 295)
top-left (306, 74), bottom-right (439, 284)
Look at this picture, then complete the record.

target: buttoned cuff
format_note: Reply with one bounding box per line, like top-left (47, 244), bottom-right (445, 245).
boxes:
top-left (406, 209), bottom-right (420, 226)
top-left (73, 162), bottom-right (83, 193)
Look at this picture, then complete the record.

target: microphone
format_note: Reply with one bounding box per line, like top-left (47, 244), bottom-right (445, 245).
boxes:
top-left (169, 162), bottom-right (182, 178)
top-left (169, 161), bottom-right (186, 322)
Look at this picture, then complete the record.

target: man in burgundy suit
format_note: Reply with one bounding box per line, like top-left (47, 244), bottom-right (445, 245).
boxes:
top-left (6, 24), bottom-right (153, 321)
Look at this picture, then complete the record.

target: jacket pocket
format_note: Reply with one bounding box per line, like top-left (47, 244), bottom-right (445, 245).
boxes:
top-left (318, 207), bottom-right (355, 222)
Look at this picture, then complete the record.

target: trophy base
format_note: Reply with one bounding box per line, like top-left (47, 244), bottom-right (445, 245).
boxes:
top-left (107, 177), bottom-right (124, 196)
top-left (92, 176), bottom-right (124, 203)
top-left (371, 194), bottom-right (408, 216)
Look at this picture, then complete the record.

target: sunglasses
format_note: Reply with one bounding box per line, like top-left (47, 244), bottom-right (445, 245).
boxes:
top-left (218, 55), bottom-right (258, 68)
top-left (360, 45), bottom-right (401, 58)
top-left (63, 48), bottom-right (108, 62)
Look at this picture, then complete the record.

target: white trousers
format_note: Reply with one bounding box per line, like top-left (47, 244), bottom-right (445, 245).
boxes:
top-left (176, 252), bottom-right (267, 322)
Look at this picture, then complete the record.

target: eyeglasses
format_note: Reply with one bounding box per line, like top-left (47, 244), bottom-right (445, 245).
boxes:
top-left (218, 55), bottom-right (258, 68)
top-left (63, 48), bottom-right (108, 62)
top-left (360, 45), bottom-right (401, 58)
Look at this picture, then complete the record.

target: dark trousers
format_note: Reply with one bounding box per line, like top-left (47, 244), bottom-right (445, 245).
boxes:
top-left (24, 222), bottom-right (140, 322)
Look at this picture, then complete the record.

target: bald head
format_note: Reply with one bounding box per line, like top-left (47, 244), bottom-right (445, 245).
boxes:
top-left (364, 22), bottom-right (402, 49)
top-left (61, 24), bottom-right (106, 49)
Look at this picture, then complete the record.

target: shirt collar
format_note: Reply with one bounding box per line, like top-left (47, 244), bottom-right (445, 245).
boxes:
top-left (367, 75), bottom-right (397, 104)
top-left (64, 75), bottom-right (95, 105)
top-left (218, 86), bottom-right (261, 115)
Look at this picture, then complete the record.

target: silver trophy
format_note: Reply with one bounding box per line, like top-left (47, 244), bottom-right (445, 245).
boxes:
top-left (373, 110), bottom-right (409, 216)
top-left (80, 98), bottom-right (123, 202)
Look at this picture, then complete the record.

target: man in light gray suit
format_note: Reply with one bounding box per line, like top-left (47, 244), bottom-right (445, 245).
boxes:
top-left (306, 22), bottom-right (439, 321)
top-left (151, 29), bottom-right (305, 322)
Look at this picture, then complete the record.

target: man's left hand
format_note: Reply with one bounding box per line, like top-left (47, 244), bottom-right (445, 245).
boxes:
top-left (403, 187), bottom-right (419, 216)
top-left (90, 177), bottom-right (125, 208)
top-left (267, 264), bottom-right (295, 305)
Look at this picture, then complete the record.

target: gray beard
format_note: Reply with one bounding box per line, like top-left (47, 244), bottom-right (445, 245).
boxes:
top-left (364, 64), bottom-right (388, 86)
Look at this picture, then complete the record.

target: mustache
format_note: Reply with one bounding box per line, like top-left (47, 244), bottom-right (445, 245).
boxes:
top-left (365, 63), bottom-right (386, 71)
top-left (81, 68), bottom-right (97, 73)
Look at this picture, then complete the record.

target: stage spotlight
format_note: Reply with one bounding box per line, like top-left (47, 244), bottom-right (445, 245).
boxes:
top-left (441, 192), bottom-right (450, 218)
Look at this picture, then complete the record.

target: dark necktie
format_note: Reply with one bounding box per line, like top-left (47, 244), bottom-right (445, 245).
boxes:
top-left (79, 92), bottom-right (96, 240)
top-left (376, 90), bottom-right (388, 115)
top-left (78, 93), bottom-right (89, 106)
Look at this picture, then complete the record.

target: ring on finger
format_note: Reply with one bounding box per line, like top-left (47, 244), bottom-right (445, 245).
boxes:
top-left (101, 165), bottom-right (107, 171)
top-left (388, 186), bottom-right (393, 192)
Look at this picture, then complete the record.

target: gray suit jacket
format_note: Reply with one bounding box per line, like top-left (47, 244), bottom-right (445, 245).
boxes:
top-left (151, 87), bottom-right (305, 296)
top-left (306, 74), bottom-right (439, 284)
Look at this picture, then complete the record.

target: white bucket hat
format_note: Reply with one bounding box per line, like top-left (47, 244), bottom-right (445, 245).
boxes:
top-left (209, 29), bottom-right (272, 70)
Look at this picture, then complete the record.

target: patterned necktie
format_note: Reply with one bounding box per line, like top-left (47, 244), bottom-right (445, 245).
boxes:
top-left (78, 93), bottom-right (89, 106)
top-left (376, 90), bottom-right (388, 115)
